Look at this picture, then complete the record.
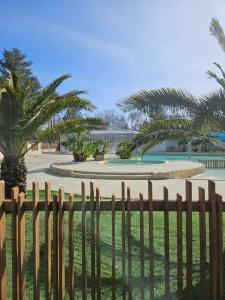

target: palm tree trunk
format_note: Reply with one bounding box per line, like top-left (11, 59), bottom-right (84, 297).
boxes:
top-left (1, 155), bottom-right (27, 198)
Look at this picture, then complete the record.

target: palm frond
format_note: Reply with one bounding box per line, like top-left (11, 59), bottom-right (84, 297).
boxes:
top-left (199, 89), bottom-right (225, 130)
top-left (213, 62), bottom-right (225, 78)
top-left (207, 70), bottom-right (225, 89)
top-left (118, 88), bottom-right (198, 117)
top-left (33, 118), bottom-right (105, 143)
top-left (210, 18), bottom-right (225, 52)
top-left (20, 96), bottom-right (96, 143)
top-left (23, 74), bottom-right (72, 116)
top-left (207, 63), bottom-right (225, 89)
top-left (131, 118), bottom-right (201, 155)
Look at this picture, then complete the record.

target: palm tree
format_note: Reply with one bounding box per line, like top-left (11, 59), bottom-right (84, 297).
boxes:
top-left (118, 88), bottom-right (225, 155)
top-left (117, 18), bottom-right (225, 155)
top-left (62, 132), bottom-right (94, 162)
top-left (0, 72), bottom-right (104, 197)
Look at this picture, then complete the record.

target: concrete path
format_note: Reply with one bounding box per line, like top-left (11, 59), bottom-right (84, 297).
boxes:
top-left (26, 153), bottom-right (225, 200)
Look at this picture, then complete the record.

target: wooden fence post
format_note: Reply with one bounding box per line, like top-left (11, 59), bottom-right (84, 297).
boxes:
top-left (33, 182), bottom-right (40, 300)
top-left (164, 187), bottom-right (170, 299)
top-left (148, 181), bottom-right (154, 299)
top-left (18, 193), bottom-right (26, 300)
top-left (127, 187), bottom-right (132, 300)
top-left (0, 182), bottom-right (6, 300)
top-left (11, 187), bottom-right (19, 300)
top-left (96, 188), bottom-right (101, 300)
top-left (121, 182), bottom-right (126, 299)
top-left (208, 180), bottom-right (217, 300)
top-left (199, 187), bottom-right (206, 299)
top-left (186, 181), bottom-right (193, 300)
top-left (112, 194), bottom-right (116, 300)
top-left (69, 193), bottom-right (75, 300)
top-left (90, 182), bottom-right (95, 300)
top-left (177, 193), bottom-right (183, 299)
top-left (82, 182), bottom-right (87, 300)
top-left (53, 193), bottom-right (59, 300)
top-left (45, 181), bottom-right (52, 300)
top-left (139, 193), bottom-right (145, 300)
top-left (59, 188), bottom-right (65, 300)
top-left (216, 194), bottom-right (223, 299)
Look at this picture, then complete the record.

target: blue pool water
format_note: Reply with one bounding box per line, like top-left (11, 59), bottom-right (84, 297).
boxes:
top-left (142, 154), bottom-right (225, 162)
top-left (109, 154), bottom-right (225, 165)
top-left (109, 159), bottom-right (164, 165)
top-left (109, 154), bottom-right (225, 179)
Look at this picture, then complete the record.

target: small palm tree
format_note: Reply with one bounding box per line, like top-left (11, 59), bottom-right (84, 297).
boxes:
top-left (93, 140), bottom-right (109, 161)
top-left (116, 141), bottom-right (133, 159)
top-left (62, 132), bottom-right (94, 162)
top-left (0, 72), bottom-right (104, 197)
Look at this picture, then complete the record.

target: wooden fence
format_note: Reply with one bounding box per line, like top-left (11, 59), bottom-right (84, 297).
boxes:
top-left (0, 180), bottom-right (224, 299)
top-left (199, 159), bottom-right (225, 168)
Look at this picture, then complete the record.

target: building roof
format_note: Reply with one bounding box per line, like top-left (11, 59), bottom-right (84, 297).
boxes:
top-left (90, 128), bottom-right (138, 135)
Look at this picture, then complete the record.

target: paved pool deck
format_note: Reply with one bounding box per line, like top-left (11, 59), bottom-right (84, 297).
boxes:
top-left (26, 153), bottom-right (225, 200)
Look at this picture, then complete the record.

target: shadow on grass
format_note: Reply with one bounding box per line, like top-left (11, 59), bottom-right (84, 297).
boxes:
top-left (24, 213), bottom-right (223, 299)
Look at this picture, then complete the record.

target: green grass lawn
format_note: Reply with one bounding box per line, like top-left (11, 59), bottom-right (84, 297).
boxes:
top-left (4, 191), bottom-right (218, 299)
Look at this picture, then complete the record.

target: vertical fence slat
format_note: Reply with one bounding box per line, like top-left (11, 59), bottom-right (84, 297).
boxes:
top-left (199, 187), bottom-right (206, 300)
top-left (177, 193), bottom-right (183, 299)
top-left (53, 193), bottom-right (59, 300)
top-left (186, 181), bottom-right (193, 299)
top-left (139, 193), bottom-right (145, 300)
top-left (208, 180), bottom-right (217, 300)
top-left (96, 188), bottom-right (101, 300)
top-left (69, 193), bottom-right (75, 300)
top-left (33, 182), bottom-right (40, 300)
top-left (81, 182), bottom-right (87, 300)
top-left (164, 187), bottom-right (170, 299)
top-left (112, 194), bottom-right (116, 300)
top-left (18, 193), bottom-right (26, 300)
top-left (216, 194), bottom-right (223, 298)
top-left (90, 182), bottom-right (95, 300)
top-left (59, 188), bottom-right (65, 300)
top-left (45, 181), bottom-right (52, 300)
top-left (11, 187), bottom-right (19, 300)
top-left (0, 182), bottom-right (6, 300)
top-left (148, 181), bottom-right (154, 299)
top-left (121, 182), bottom-right (126, 299)
top-left (127, 187), bottom-right (132, 300)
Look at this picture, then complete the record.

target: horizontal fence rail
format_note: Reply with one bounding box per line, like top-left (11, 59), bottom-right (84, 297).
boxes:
top-left (0, 180), bottom-right (224, 299)
top-left (199, 159), bottom-right (225, 168)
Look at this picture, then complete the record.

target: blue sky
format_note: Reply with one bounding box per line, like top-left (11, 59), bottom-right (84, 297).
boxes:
top-left (1, 0), bottom-right (225, 111)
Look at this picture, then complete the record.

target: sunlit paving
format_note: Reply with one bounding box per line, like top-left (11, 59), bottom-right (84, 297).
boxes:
top-left (1, 1), bottom-right (225, 299)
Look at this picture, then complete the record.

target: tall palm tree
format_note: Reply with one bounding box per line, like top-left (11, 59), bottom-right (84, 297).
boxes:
top-left (0, 72), bottom-right (104, 197)
top-left (118, 18), bottom-right (225, 155)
